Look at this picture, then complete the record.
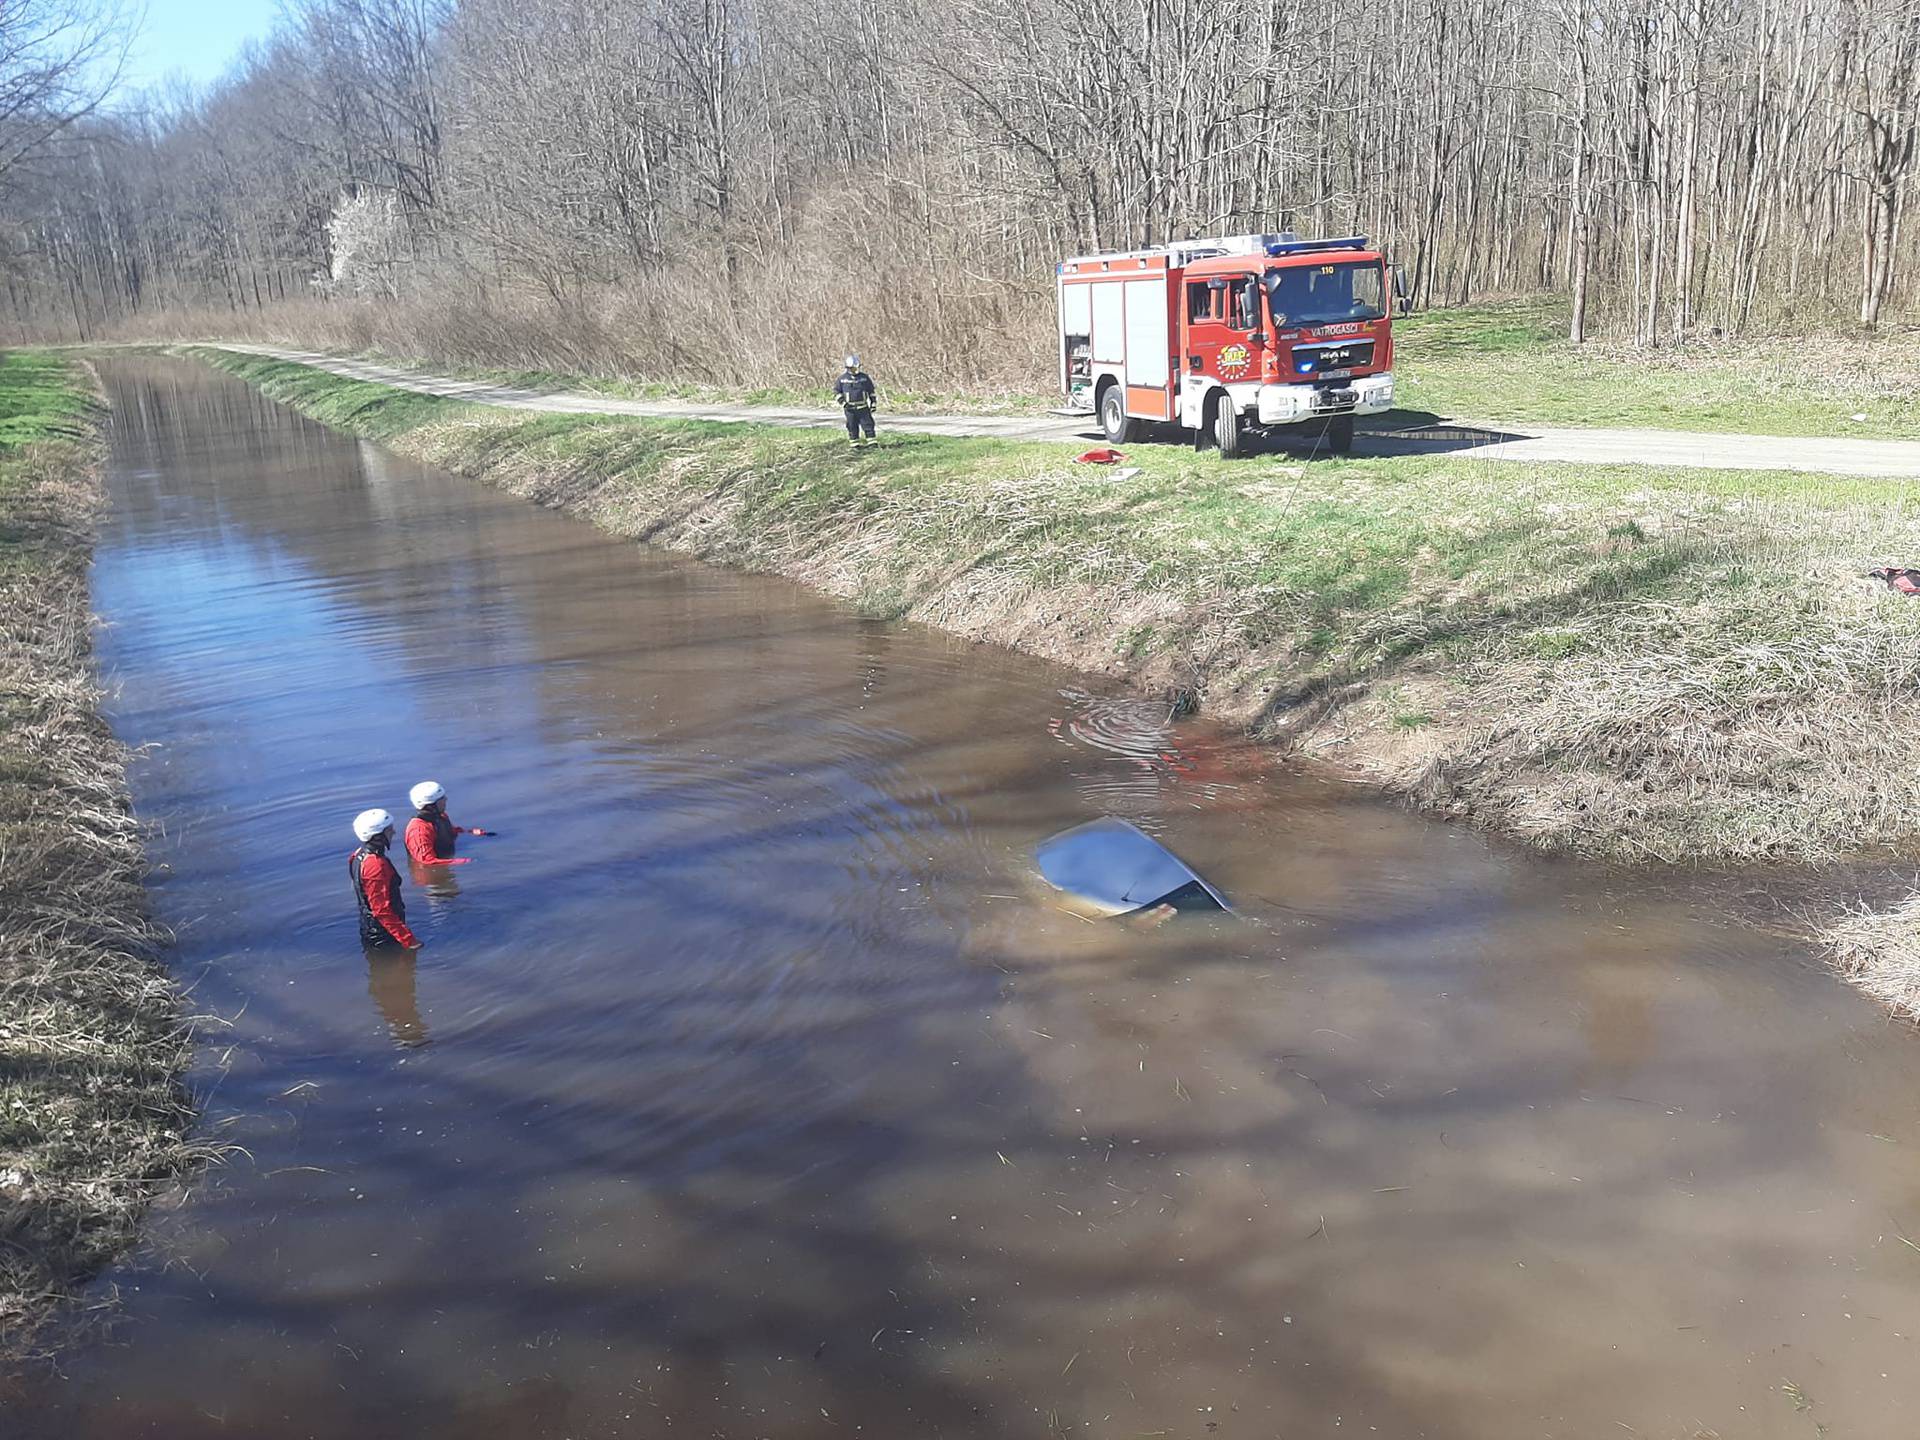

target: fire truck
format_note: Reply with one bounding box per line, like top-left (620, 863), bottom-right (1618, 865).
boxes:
top-left (1057, 233), bottom-right (1405, 456)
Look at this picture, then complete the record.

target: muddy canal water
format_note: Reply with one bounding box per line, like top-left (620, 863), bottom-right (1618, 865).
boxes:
top-left (12, 359), bottom-right (1920, 1437)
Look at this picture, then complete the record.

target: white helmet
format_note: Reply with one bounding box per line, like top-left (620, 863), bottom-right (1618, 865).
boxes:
top-left (410, 780), bottom-right (446, 811)
top-left (843, 354), bottom-right (860, 370)
top-left (353, 808), bottom-right (395, 842)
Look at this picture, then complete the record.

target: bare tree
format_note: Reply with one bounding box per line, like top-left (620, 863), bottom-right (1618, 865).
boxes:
top-left (4, 0), bottom-right (1920, 369)
top-left (0, 0), bottom-right (134, 191)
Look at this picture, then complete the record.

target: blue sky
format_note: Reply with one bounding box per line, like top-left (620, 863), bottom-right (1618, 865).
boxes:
top-left (121, 0), bottom-right (281, 93)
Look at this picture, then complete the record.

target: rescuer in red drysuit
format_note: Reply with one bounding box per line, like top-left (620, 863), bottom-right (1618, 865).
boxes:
top-left (350, 808), bottom-right (421, 950)
top-left (404, 779), bottom-right (489, 867)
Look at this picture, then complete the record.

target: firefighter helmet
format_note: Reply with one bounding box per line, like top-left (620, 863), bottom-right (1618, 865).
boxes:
top-left (410, 780), bottom-right (446, 811)
top-left (353, 808), bottom-right (395, 842)
top-left (843, 354), bottom-right (860, 370)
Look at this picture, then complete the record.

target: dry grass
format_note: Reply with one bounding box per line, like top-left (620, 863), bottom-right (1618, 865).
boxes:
top-left (1821, 896), bottom-right (1920, 1022)
top-left (88, 247), bottom-right (1056, 399)
top-left (0, 357), bottom-right (202, 1366)
top-left (1381, 540), bottom-right (1920, 864)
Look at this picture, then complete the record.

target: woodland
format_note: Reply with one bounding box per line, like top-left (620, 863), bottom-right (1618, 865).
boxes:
top-left (1, 0), bottom-right (1916, 384)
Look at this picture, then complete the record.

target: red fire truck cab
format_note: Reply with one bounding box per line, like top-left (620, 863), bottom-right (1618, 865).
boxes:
top-left (1057, 233), bottom-right (1405, 456)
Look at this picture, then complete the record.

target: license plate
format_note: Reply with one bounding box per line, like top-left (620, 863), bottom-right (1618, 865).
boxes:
top-left (1319, 368), bottom-right (1353, 380)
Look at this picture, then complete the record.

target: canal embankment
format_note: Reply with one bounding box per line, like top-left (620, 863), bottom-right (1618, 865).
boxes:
top-left (191, 345), bottom-right (1920, 1018)
top-left (14, 353), bottom-right (1920, 1436)
top-left (0, 353), bottom-right (201, 1361)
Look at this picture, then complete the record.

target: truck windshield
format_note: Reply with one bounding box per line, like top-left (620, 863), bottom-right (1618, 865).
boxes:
top-left (1261, 261), bottom-right (1386, 328)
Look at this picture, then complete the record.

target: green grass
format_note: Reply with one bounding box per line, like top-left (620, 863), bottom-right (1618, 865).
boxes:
top-left (0, 352), bottom-right (97, 583)
top-left (0, 351), bottom-right (93, 450)
top-left (1394, 298), bottom-right (1570, 357)
top-left (185, 351), bottom-right (462, 441)
top-left (1392, 297), bottom-right (1920, 439)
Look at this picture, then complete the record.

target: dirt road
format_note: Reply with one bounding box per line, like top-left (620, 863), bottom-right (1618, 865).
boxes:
top-left (216, 345), bottom-right (1920, 478)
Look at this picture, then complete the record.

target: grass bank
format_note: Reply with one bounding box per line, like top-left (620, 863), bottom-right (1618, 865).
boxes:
top-left (1394, 299), bottom-right (1920, 439)
top-left (0, 352), bottom-right (200, 1363)
top-left (194, 345), bottom-right (1920, 1013)
top-left (133, 296), bottom-right (1920, 440)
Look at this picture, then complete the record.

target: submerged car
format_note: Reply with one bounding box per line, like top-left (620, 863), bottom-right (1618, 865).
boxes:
top-left (1034, 817), bottom-right (1230, 918)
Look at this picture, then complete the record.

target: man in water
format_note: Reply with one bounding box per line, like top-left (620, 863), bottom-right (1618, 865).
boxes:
top-left (404, 780), bottom-right (488, 867)
top-left (350, 808), bottom-right (421, 950)
top-left (834, 354), bottom-right (878, 447)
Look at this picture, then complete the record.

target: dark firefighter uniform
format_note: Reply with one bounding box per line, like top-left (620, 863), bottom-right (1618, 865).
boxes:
top-left (351, 839), bottom-right (420, 949)
top-left (835, 367), bottom-right (878, 443)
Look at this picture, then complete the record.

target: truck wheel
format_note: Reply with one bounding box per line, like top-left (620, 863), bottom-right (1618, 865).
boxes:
top-left (1099, 386), bottom-right (1135, 445)
top-left (1214, 401), bottom-right (1242, 459)
top-left (1325, 414), bottom-right (1355, 454)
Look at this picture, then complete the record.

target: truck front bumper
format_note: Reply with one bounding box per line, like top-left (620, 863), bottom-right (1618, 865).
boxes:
top-left (1257, 372), bottom-right (1394, 426)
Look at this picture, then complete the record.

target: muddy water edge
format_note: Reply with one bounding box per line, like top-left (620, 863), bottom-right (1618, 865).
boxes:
top-left (9, 355), bottom-right (1919, 1437)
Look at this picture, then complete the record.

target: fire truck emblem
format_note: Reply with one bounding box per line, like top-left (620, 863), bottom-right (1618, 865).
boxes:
top-left (1217, 343), bottom-right (1253, 380)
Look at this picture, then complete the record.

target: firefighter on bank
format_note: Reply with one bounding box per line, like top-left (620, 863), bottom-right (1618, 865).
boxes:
top-left (404, 779), bottom-right (489, 867)
top-left (834, 354), bottom-right (878, 447)
top-left (350, 808), bottom-right (421, 950)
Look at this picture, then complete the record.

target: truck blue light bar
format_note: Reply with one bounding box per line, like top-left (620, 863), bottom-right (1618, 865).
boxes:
top-left (1265, 235), bottom-right (1371, 256)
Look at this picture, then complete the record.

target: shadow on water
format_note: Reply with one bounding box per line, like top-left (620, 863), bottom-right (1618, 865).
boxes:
top-left (9, 358), bottom-right (1920, 1440)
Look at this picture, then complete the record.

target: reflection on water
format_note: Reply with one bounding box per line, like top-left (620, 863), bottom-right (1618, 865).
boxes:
top-left (408, 858), bottom-right (464, 902)
top-left (365, 947), bottom-right (429, 1049)
top-left (9, 358), bottom-right (1920, 1440)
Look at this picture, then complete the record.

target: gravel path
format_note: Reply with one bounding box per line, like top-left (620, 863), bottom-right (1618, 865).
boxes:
top-left (217, 346), bottom-right (1920, 477)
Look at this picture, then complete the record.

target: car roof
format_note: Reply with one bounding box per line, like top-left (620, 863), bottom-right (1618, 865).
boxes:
top-left (1034, 817), bottom-right (1230, 915)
